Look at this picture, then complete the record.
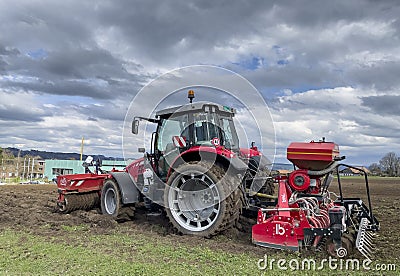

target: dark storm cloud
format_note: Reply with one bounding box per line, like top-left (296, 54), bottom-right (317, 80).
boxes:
top-left (68, 102), bottom-right (128, 122)
top-left (0, 1), bottom-right (150, 100)
top-left (361, 95), bottom-right (400, 115)
top-left (239, 65), bottom-right (344, 95)
top-left (0, 0), bottom-right (399, 162)
top-left (0, 101), bottom-right (49, 122)
top-left (0, 45), bottom-right (20, 56)
top-left (0, 46), bottom-right (148, 99)
top-left (97, 1), bottom-right (274, 59)
top-left (0, 109), bottom-right (45, 122)
top-left (1, 0), bottom-right (400, 98)
top-left (3, 79), bottom-right (108, 99)
top-left (347, 61), bottom-right (400, 91)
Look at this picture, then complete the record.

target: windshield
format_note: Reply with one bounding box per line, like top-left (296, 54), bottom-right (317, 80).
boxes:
top-left (191, 113), bottom-right (239, 150)
top-left (157, 112), bottom-right (239, 151)
top-left (219, 116), bottom-right (239, 150)
top-left (157, 114), bottom-right (189, 151)
top-left (192, 113), bottom-right (218, 146)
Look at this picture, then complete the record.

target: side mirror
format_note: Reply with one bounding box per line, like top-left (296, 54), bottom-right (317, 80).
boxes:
top-left (138, 147), bottom-right (145, 153)
top-left (132, 119), bottom-right (139, 134)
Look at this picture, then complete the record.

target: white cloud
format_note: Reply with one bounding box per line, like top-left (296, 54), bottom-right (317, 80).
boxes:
top-left (270, 86), bottom-right (400, 164)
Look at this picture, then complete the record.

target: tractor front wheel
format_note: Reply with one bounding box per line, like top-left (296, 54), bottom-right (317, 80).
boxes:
top-left (100, 179), bottom-right (135, 221)
top-left (101, 179), bottom-right (122, 218)
top-left (164, 162), bottom-right (242, 237)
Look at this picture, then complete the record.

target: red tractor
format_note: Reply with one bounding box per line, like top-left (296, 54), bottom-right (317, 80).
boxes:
top-left (57, 90), bottom-right (275, 237)
top-left (57, 90), bottom-right (379, 258)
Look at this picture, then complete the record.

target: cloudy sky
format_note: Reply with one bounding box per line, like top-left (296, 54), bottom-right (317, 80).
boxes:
top-left (1, 0), bottom-right (399, 165)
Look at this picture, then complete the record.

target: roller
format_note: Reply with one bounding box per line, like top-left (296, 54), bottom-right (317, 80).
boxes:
top-left (58, 192), bottom-right (99, 213)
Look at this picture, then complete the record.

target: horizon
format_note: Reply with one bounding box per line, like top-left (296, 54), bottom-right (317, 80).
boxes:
top-left (0, 145), bottom-right (379, 167)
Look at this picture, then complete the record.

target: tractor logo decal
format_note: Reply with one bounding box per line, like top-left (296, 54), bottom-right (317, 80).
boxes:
top-left (60, 177), bottom-right (67, 186)
top-left (275, 224), bottom-right (286, 235)
top-left (211, 137), bottom-right (220, 146)
top-left (280, 193), bottom-right (287, 203)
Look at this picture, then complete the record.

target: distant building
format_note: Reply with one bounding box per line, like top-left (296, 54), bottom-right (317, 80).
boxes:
top-left (276, 169), bottom-right (292, 175)
top-left (1, 157), bottom-right (44, 180)
top-left (339, 166), bottom-right (370, 176)
top-left (44, 159), bottom-right (128, 180)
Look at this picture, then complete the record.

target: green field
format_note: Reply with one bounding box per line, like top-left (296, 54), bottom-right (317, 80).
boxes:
top-left (0, 227), bottom-right (383, 276)
top-left (0, 178), bottom-right (399, 275)
top-left (0, 228), bottom-right (269, 275)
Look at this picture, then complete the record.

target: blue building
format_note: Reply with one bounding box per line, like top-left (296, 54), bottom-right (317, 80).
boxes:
top-left (44, 159), bottom-right (128, 180)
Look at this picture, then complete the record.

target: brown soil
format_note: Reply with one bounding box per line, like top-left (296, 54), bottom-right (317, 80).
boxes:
top-left (0, 178), bottom-right (398, 262)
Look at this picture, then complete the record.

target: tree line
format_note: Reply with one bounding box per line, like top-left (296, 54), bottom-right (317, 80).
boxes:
top-left (369, 152), bottom-right (400, 177)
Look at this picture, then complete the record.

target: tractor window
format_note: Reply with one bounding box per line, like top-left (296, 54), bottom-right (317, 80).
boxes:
top-left (193, 113), bottom-right (219, 146)
top-left (157, 114), bottom-right (189, 152)
top-left (220, 117), bottom-right (239, 150)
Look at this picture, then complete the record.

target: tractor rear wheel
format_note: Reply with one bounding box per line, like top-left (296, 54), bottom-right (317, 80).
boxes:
top-left (100, 179), bottom-right (135, 221)
top-left (164, 162), bottom-right (242, 237)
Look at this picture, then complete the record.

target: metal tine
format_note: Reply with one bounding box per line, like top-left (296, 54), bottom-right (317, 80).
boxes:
top-left (355, 217), bottom-right (379, 260)
top-left (362, 236), bottom-right (373, 243)
top-left (360, 243), bottom-right (375, 252)
top-left (363, 242), bottom-right (376, 253)
top-left (359, 246), bottom-right (373, 258)
top-left (363, 245), bottom-right (374, 254)
top-left (363, 238), bottom-right (374, 246)
top-left (365, 232), bottom-right (374, 238)
top-left (359, 251), bottom-right (373, 260)
top-left (361, 236), bottom-right (376, 248)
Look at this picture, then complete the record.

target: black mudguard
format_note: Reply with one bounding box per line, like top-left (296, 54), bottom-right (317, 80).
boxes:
top-left (109, 172), bottom-right (140, 204)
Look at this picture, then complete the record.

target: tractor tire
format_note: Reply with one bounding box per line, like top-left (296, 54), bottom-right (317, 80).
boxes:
top-left (164, 162), bottom-right (242, 237)
top-left (262, 174), bottom-right (275, 196)
top-left (100, 179), bottom-right (135, 221)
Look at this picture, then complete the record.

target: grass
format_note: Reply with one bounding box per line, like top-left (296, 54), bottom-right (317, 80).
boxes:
top-left (1, 228), bottom-right (395, 275)
top-left (61, 224), bottom-right (90, 232)
top-left (0, 229), bottom-right (266, 275)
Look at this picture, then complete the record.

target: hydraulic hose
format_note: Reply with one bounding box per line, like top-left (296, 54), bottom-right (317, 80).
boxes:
top-left (307, 161), bottom-right (338, 176)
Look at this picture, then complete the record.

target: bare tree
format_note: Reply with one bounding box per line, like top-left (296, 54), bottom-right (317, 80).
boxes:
top-left (368, 163), bottom-right (382, 176)
top-left (396, 157), bottom-right (400, 177)
top-left (379, 152), bottom-right (399, 177)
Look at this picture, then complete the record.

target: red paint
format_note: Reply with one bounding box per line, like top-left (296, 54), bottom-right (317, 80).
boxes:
top-left (57, 173), bottom-right (110, 193)
top-left (239, 148), bottom-right (261, 158)
top-left (126, 157), bottom-right (145, 182)
top-left (287, 141), bottom-right (339, 170)
top-left (252, 173), bottom-right (331, 251)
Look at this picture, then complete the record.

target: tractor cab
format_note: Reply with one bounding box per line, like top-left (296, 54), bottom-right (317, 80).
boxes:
top-left (132, 90), bottom-right (241, 179)
top-left (154, 101), bottom-right (239, 178)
